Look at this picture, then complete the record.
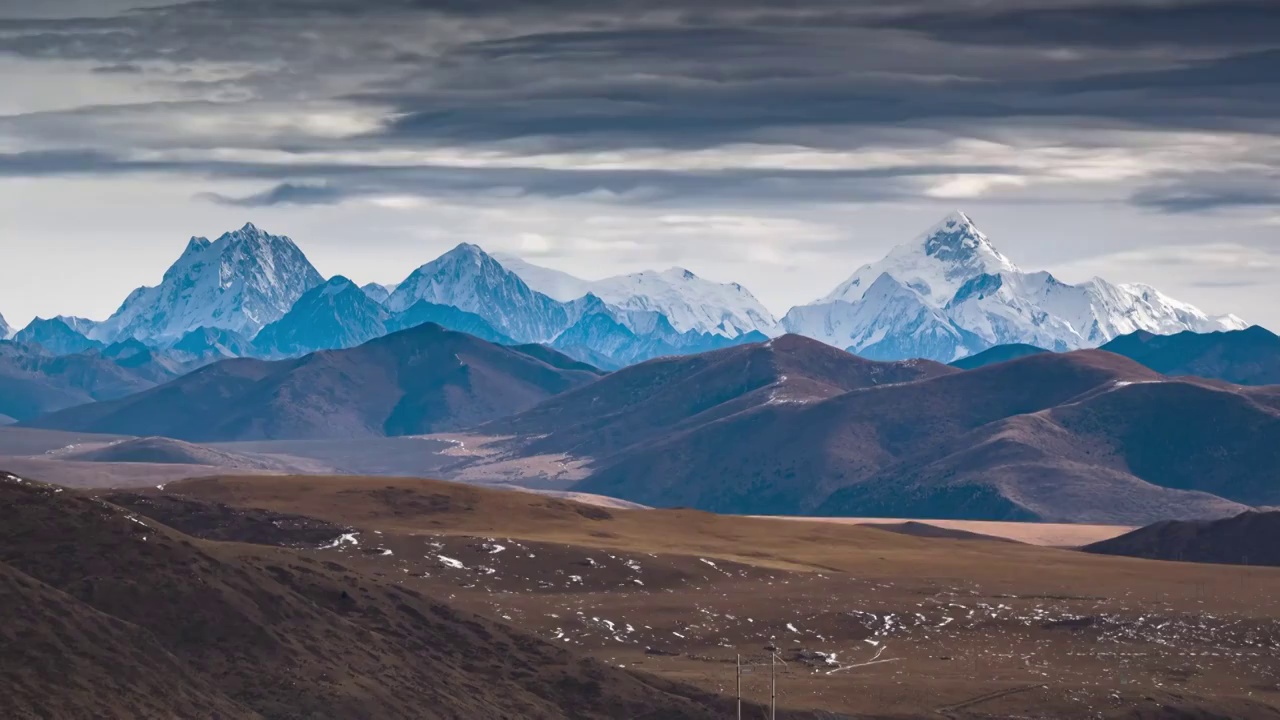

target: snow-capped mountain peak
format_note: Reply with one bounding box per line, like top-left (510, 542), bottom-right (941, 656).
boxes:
top-left (360, 282), bottom-right (398, 304)
top-left (919, 211), bottom-right (1015, 269)
top-left (0, 312), bottom-right (13, 340)
top-left (786, 211), bottom-right (1246, 361)
top-left (320, 275), bottom-right (358, 297)
top-left (252, 274), bottom-right (390, 357)
top-left (182, 236), bottom-right (212, 257)
top-left (823, 211), bottom-right (1018, 306)
top-left (93, 223), bottom-right (324, 343)
top-left (387, 243), bottom-right (569, 342)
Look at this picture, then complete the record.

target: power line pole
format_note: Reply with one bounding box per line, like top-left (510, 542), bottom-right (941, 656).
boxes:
top-left (736, 654), bottom-right (742, 720)
top-left (770, 650), bottom-right (776, 720)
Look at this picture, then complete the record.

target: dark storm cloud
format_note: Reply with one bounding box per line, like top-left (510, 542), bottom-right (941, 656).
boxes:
top-left (2, 0), bottom-right (1278, 139)
top-left (1054, 49), bottom-right (1280, 94)
top-left (197, 182), bottom-right (349, 207)
top-left (92, 63), bottom-right (146, 74)
top-left (870, 0), bottom-right (1280, 47)
top-left (0, 0), bottom-right (1277, 214)
top-left (1130, 176), bottom-right (1280, 214)
top-left (0, 146), bottom-right (1014, 205)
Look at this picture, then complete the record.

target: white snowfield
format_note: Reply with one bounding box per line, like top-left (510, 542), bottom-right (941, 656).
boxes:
top-left (497, 255), bottom-right (777, 339)
top-left (781, 211), bottom-right (1245, 361)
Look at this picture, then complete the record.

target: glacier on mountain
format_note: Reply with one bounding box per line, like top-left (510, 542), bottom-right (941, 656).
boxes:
top-left (92, 223), bottom-right (324, 344)
top-left (495, 257), bottom-right (777, 339)
top-left (490, 254), bottom-right (595, 303)
top-left (783, 212), bottom-right (1247, 361)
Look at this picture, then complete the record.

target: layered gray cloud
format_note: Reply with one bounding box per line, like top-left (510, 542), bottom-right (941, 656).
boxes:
top-left (0, 0), bottom-right (1276, 328)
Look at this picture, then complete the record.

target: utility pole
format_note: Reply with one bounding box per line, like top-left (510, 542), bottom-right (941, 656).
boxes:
top-left (736, 654), bottom-right (741, 720)
top-left (770, 650), bottom-right (776, 720)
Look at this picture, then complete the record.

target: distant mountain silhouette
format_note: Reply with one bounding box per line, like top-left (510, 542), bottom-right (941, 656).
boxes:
top-left (0, 341), bottom-right (180, 422)
top-left (950, 343), bottom-right (1048, 370)
top-left (1101, 325), bottom-right (1280, 385)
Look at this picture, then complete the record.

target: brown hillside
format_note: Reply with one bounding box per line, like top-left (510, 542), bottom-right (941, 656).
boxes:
top-left (485, 333), bottom-right (955, 459)
top-left (575, 350), bottom-right (1166, 517)
top-left (0, 473), bottom-right (730, 719)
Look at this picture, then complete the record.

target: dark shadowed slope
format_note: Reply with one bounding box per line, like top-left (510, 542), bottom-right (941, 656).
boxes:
top-left (576, 350), bottom-right (1156, 515)
top-left (816, 370), bottom-right (1280, 524)
top-left (949, 343), bottom-right (1048, 370)
top-left (507, 343), bottom-right (605, 375)
top-left (485, 333), bottom-right (957, 460)
top-left (575, 350), bottom-right (1278, 524)
top-left (865, 521), bottom-right (1020, 543)
top-left (95, 338), bottom-right (190, 382)
top-left (386, 300), bottom-right (515, 346)
top-left (170, 326), bottom-right (256, 363)
top-left (1086, 511), bottom-right (1280, 566)
top-left (28, 323), bottom-right (600, 442)
top-left (0, 341), bottom-right (173, 422)
top-left (0, 472), bottom-right (726, 720)
top-left (1101, 326), bottom-right (1280, 386)
top-left (251, 276), bottom-right (391, 358)
top-left (0, 558), bottom-right (251, 719)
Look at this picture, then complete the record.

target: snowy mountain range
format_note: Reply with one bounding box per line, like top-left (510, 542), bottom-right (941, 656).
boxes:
top-left (781, 212), bottom-right (1246, 361)
top-left (1, 213), bottom-right (1250, 369)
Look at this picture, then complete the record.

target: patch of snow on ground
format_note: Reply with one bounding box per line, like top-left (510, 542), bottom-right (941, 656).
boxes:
top-left (320, 532), bottom-right (360, 549)
top-left (437, 555), bottom-right (466, 569)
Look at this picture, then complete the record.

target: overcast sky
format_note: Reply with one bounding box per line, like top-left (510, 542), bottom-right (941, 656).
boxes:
top-left (0, 0), bottom-right (1277, 329)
